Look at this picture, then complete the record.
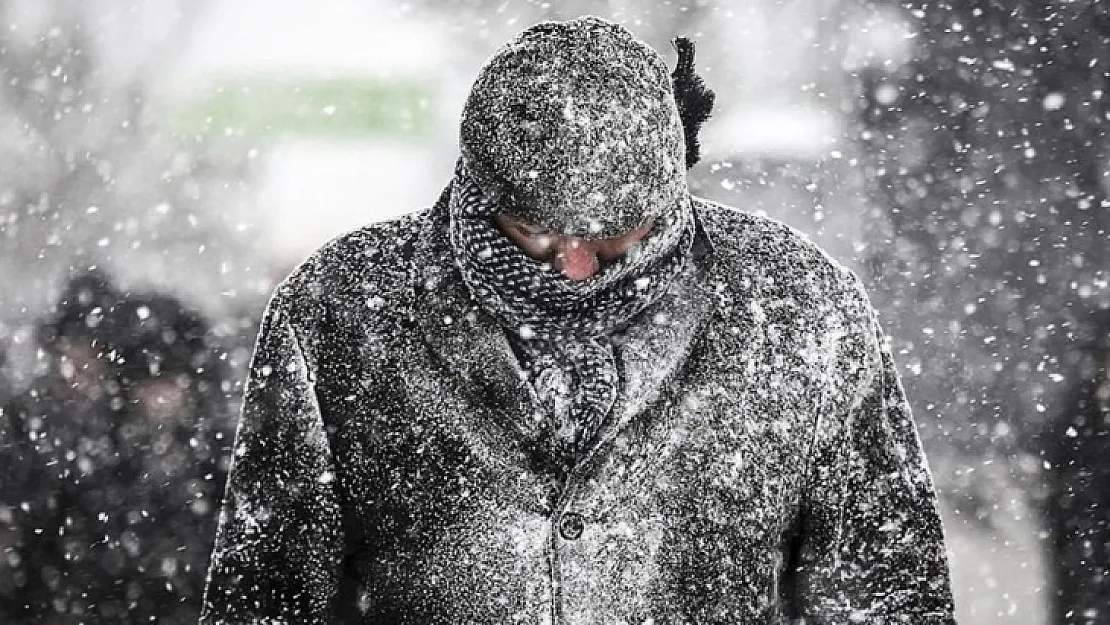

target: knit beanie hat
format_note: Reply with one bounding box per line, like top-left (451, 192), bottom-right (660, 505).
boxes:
top-left (459, 16), bottom-right (688, 238)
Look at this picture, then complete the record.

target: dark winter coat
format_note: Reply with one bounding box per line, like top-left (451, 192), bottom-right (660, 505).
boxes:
top-left (202, 190), bottom-right (957, 624)
top-left (1043, 310), bottom-right (1110, 623)
top-left (1, 386), bottom-right (225, 624)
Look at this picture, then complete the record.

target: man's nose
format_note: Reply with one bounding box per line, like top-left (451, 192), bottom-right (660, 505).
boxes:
top-left (556, 237), bottom-right (600, 281)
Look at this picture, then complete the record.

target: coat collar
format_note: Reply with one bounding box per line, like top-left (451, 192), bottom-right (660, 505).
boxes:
top-left (412, 190), bottom-right (550, 458)
top-left (411, 186), bottom-right (718, 471)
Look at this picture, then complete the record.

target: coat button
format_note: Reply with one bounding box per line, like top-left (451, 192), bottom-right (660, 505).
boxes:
top-left (559, 512), bottom-right (585, 541)
top-left (536, 367), bottom-right (564, 394)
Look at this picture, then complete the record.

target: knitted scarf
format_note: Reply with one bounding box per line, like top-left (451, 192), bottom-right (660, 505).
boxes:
top-left (448, 160), bottom-right (695, 459)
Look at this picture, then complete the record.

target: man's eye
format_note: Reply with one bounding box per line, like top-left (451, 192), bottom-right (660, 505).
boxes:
top-left (516, 223), bottom-right (550, 236)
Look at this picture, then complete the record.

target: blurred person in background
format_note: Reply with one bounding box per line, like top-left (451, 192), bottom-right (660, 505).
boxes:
top-left (0, 269), bottom-right (125, 619)
top-left (0, 271), bottom-right (233, 624)
top-left (1044, 308), bottom-right (1110, 625)
top-left (0, 341), bottom-right (10, 429)
top-left (0, 326), bottom-right (10, 405)
top-left (203, 17), bottom-right (955, 623)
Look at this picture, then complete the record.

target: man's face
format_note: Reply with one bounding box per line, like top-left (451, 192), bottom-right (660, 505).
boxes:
top-left (132, 375), bottom-right (192, 423)
top-left (493, 214), bottom-right (655, 281)
top-left (58, 342), bottom-right (110, 398)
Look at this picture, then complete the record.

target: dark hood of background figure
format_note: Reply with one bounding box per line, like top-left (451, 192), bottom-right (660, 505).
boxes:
top-left (33, 269), bottom-right (124, 400)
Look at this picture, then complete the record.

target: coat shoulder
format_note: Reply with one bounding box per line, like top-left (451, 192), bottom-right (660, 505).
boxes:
top-left (270, 210), bottom-right (429, 332)
top-left (692, 196), bottom-right (874, 326)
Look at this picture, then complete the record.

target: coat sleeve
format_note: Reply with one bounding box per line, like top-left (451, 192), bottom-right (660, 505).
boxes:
top-left (792, 310), bottom-right (957, 623)
top-left (201, 289), bottom-right (344, 624)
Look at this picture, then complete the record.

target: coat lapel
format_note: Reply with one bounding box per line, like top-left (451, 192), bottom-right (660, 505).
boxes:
top-left (411, 197), bottom-right (553, 459)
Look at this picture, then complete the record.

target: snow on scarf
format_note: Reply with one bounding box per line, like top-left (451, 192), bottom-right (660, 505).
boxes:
top-left (448, 159), bottom-right (695, 459)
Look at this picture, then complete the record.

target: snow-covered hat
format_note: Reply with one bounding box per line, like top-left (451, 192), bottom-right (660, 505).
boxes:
top-left (459, 16), bottom-right (688, 239)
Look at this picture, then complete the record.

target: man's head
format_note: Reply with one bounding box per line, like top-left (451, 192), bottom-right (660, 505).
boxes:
top-left (449, 18), bottom-right (710, 339)
top-left (37, 269), bottom-right (121, 395)
top-left (459, 17), bottom-right (688, 242)
top-left (114, 294), bottom-right (220, 423)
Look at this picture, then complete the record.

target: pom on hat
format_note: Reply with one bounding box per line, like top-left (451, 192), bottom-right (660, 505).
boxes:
top-left (671, 37), bottom-right (716, 170)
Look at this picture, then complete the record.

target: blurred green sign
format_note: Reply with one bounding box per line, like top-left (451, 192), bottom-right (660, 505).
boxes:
top-left (172, 77), bottom-right (435, 140)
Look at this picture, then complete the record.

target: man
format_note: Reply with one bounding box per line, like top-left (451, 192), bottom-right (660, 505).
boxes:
top-left (202, 16), bottom-right (956, 623)
top-left (1, 272), bottom-right (231, 624)
top-left (0, 270), bottom-right (123, 619)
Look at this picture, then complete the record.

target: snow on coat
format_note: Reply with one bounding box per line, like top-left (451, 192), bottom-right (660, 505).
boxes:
top-left (201, 188), bottom-right (957, 623)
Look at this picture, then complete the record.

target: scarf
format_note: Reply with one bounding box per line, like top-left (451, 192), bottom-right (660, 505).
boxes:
top-left (447, 160), bottom-right (695, 460)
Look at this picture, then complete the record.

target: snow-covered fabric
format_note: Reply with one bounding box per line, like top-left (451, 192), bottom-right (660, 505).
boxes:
top-left (448, 159), bottom-right (694, 343)
top-left (448, 158), bottom-right (695, 457)
top-left (200, 192), bottom-right (957, 624)
top-left (447, 16), bottom-right (700, 460)
top-left (202, 15), bottom-right (955, 625)
top-left (459, 17), bottom-right (687, 238)
top-left (509, 335), bottom-right (618, 458)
